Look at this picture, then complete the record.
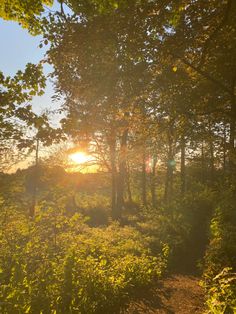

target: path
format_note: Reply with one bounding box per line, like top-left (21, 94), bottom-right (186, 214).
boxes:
top-left (121, 275), bottom-right (205, 314)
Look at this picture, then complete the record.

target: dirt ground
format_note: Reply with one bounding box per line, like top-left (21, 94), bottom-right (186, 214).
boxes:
top-left (121, 275), bottom-right (206, 314)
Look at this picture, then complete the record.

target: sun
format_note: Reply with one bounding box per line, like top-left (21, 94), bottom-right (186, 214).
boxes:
top-left (67, 151), bottom-right (99, 173)
top-left (69, 152), bottom-right (91, 164)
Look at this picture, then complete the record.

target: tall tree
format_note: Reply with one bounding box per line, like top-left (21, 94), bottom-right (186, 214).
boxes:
top-left (0, 0), bottom-right (53, 33)
top-left (0, 64), bottom-right (46, 169)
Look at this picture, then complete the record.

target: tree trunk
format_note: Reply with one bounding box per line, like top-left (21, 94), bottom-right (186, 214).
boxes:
top-left (109, 131), bottom-right (118, 220)
top-left (29, 138), bottom-right (39, 218)
top-left (180, 136), bottom-right (186, 195)
top-left (151, 154), bottom-right (157, 207)
top-left (209, 137), bottom-right (215, 184)
top-left (141, 148), bottom-right (147, 206)
top-left (126, 163), bottom-right (133, 203)
top-left (223, 126), bottom-right (227, 174)
top-left (201, 141), bottom-right (205, 184)
top-left (116, 129), bottom-right (128, 219)
top-left (229, 85), bottom-right (236, 173)
top-left (164, 131), bottom-right (174, 203)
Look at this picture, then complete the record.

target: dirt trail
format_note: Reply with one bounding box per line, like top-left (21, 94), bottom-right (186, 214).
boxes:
top-left (122, 275), bottom-right (205, 314)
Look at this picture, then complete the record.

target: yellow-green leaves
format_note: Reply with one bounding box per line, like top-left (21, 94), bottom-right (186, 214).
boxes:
top-left (0, 0), bottom-right (53, 34)
top-left (172, 66), bottom-right (178, 72)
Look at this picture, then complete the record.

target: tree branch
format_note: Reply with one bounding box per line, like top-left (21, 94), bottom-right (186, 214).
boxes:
top-left (198, 0), bottom-right (232, 68)
top-left (170, 51), bottom-right (231, 94)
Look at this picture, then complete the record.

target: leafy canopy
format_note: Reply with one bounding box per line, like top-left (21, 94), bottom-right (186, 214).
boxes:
top-left (0, 0), bottom-right (53, 33)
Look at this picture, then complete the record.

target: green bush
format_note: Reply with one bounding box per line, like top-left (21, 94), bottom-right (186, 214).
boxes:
top-left (202, 268), bottom-right (236, 314)
top-left (203, 188), bottom-right (236, 313)
top-left (0, 208), bottom-right (168, 313)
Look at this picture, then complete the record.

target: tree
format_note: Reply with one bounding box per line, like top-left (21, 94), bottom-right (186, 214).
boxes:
top-left (157, 0), bottom-right (236, 172)
top-left (0, 0), bottom-right (58, 173)
top-left (0, 64), bottom-right (46, 170)
top-left (0, 0), bottom-right (53, 33)
top-left (43, 0), bottom-right (235, 213)
top-left (43, 1), bottom-right (153, 218)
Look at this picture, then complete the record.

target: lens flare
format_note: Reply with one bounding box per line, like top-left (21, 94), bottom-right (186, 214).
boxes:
top-left (69, 152), bottom-right (91, 164)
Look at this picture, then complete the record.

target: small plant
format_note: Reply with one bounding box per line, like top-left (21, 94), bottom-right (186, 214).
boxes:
top-left (203, 268), bottom-right (236, 314)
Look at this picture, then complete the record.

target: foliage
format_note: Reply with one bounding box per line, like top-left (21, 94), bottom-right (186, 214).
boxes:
top-left (203, 268), bottom-right (236, 314)
top-left (0, 204), bottom-right (168, 313)
top-left (0, 63), bottom-right (45, 141)
top-left (204, 188), bottom-right (236, 276)
top-left (0, 62), bottom-right (61, 171)
top-left (0, 0), bottom-right (59, 171)
top-left (0, 0), bottom-right (53, 34)
top-left (202, 187), bottom-right (236, 313)
top-left (137, 206), bottom-right (188, 257)
top-left (1, 0), bottom-right (236, 312)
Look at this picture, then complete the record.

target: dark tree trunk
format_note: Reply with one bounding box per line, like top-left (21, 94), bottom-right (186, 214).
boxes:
top-left (126, 163), bottom-right (133, 203)
top-left (29, 138), bottom-right (39, 218)
top-left (209, 137), bottom-right (215, 184)
top-left (164, 161), bottom-right (173, 203)
top-left (229, 84), bottom-right (236, 173)
top-left (164, 131), bottom-right (174, 203)
top-left (223, 126), bottom-right (227, 174)
top-left (201, 141), bottom-right (205, 184)
top-left (141, 149), bottom-right (147, 206)
top-left (116, 129), bottom-right (128, 219)
top-left (207, 123), bottom-right (215, 184)
top-left (109, 131), bottom-right (118, 220)
top-left (151, 154), bottom-right (157, 207)
top-left (180, 136), bottom-right (186, 195)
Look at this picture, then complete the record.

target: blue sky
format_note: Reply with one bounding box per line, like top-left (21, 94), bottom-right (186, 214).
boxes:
top-left (0, 2), bottom-right (64, 115)
top-left (0, 2), bottom-right (73, 170)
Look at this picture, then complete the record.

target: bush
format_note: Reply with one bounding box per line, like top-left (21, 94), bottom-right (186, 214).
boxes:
top-left (203, 187), bottom-right (236, 313)
top-left (202, 268), bottom-right (236, 314)
top-left (136, 187), bottom-right (214, 273)
top-left (0, 208), bottom-right (168, 313)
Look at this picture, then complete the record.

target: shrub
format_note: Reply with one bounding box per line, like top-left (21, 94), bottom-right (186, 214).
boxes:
top-left (202, 268), bottom-right (236, 314)
top-left (0, 209), bottom-right (168, 313)
top-left (203, 187), bottom-right (236, 313)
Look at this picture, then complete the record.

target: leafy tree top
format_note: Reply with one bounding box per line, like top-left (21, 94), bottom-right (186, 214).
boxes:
top-left (0, 0), bottom-right (53, 33)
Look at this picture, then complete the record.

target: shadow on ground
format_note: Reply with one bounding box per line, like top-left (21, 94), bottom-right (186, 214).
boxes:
top-left (121, 275), bottom-right (205, 314)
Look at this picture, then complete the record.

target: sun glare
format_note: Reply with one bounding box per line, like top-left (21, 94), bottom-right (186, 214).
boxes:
top-left (69, 152), bottom-right (91, 164)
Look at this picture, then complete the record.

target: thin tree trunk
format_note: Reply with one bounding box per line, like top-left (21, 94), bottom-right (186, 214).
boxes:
top-left (164, 131), bottom-right (174, 203)
top-left (141, 148), bottom-right (147, 206)
top-left (223, 126), bottom-right (227, 174)
top-left (209, 137), bottom-right (215, 184)
top-left (169, 157), bottom-right (174, 197)
top-left (109, 131), bottom-right (117, 220)
top-left (126, 163), bottom-right (133, 203)
top-left (201, 141), bottom-right (205, 184)
top-left (29, 138), bottom-right (39, 218)
top-left (151, 154), bottom-right (157, 207)
top-left (229, 84), bottom-right (236, 173)
top-left (180, 136), bottom-right (186, 195)
top-left (164, 159), bottom-right (173, 202)
top-left (116, 129), bottom-right (128, 219)
top-left (208, 123), bottom-right (215, 184)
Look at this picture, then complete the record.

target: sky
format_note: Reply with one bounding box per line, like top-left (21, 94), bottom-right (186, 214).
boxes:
top-left (0, 2), bottom-right (63, 116)
top-left (0, 2), bottom-right (67, 170)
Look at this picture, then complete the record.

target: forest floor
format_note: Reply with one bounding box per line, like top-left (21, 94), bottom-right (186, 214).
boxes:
top-left (121, 274), bottom-right (206, 314)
